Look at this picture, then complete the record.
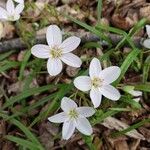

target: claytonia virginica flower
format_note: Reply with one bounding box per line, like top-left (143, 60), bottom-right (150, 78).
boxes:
top-left (143, 25), bottom-right (150, 49)
top-left (31, 25), bottom-right (82, 76)
top-left (48, 97), bottom-right (95, 140)
top-left (123, 86), bottom-right (142, 97)
top-left (0, 0), bottom-right (24, 21)
top-left (74, 58), bottom-right (121, 108)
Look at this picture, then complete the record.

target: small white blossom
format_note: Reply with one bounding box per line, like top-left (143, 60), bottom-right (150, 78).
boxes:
top-left (143, 25), bottom-right (150, 49)
top-left (31, 25), bottom-right (82, 76)
top-left (123, 86), bottom-right (142, 97)
top-left (0, 0), bottom-right (24, 21)
top-left (48, 97), bottom-right (95, 140)
top-left (74, 58), bottom-right (121, 108)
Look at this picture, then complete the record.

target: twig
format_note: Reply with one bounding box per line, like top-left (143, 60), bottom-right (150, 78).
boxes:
top-left (0, 32), bottom-right (143, 53)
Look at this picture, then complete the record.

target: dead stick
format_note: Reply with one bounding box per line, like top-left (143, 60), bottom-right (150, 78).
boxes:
top-left (0, 33), bottom-right (143, 53)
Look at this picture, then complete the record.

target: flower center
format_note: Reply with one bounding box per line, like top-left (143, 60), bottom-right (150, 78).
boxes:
top-left (92, 77), bottom-right (103, 88)
top-left (68, 109), bottom-right (78, 120)
top-left (50, 47), bottom-right (62, 59)
top-left (8, 15), bottom-right (15, 21)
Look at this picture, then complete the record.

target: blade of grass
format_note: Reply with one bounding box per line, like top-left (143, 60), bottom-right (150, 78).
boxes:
top-left (0, 113), bottom-right (42, 145)
top-left (19, 50), bottom-right (31, 81)
top-left (113, 49), bottom-right (140, 85)
top-left (97, 0), bottom-right (102, 23)
top-left (5, 135), bottom-right (43, 150)
top-left (134, 83), bottom-right (150, 92)
top-left (2, 84), bottom-right (61, 109)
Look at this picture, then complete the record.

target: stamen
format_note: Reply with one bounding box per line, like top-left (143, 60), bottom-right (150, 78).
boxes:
top-left (92, 77), bottom-right (103, 88)
top-left (50, 47), bottom-right (62, 58)
top-left (68, 109), bottom-right (78, 119)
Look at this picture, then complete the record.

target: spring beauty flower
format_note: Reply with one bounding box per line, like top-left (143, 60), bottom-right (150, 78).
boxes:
top-left (31, 25), bottom-right (82, 76)
top-left (48, 97), bottom-right (95, 140)
top-left (0, 0), bottom-right (24, 21)
top-left (143, 25), bottom-right (150, 49)
top-left (74, 58), bottom-right (121, 108)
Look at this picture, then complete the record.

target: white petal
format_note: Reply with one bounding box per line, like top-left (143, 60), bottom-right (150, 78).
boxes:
top-left (14, 0), bottom-right (24, 4)
top-left (12, 13), bottom-right (20, 21)
top-left (99, 66), bottom-right (121, 84)
top-left (61, 53), bottom-right (82, 68)
top-left (6, 0), bottom-right (15, 14)
top-left (62, 120), bottom-right (75, 140)
top-left (48, 112), bottom-right (68, 123)
top-left (47, 58), bottom-right (63, 76)
top-left (99, 85), bottom-right (121, 101)
top-left (146, 25), bottom-right (150, 38)
top-left (31, 44), bottom-right (50, 59)
top-left (61, 97), bottom-right (77, 112)
top-left (0, 7), bottom-right (8, 19)
top-left (89, 58), bottom-right (102, 78)
top-left (74, 76), bottom-right (92, 92)
top-left (90, 88), bottom-right (102, 108)
top-left (46, 25), bottom-right (62, 47)
top-left (129, 90), bottom-right (142, 97)
top-left (15, 3), bottom-right (24, 14)
top-left (75, 117), bottom-right (93, 135)
top-left (76, 107), bottom-right (95, 117)
top-left (60, 36), bottom-right (81, 53)
top-left (143, 39), bottom-right (150, 49)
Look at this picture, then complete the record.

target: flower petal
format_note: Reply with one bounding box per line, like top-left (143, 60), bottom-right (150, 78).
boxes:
top-left (61, 53), bottom-right (82, 67)
top-left (31, 44), bottom-right (50, 59)
top-left (61, 97), bottom-right (77, 112)
top-left (15, 3), bottom-right (24, 14)
top-left (62, 120), bottom-right (75, 140)
top-left (146, 25), bottom-right (150, 38)
top-left (60, 36), bottom-right (81, 53)
top-left (89, 58), bottom-right (102, 78)
top-left (14, 0), bottom-right (24, 4)
top-left (143, 39), bottom-right (150, 49)
top-left (46, 25), bottom-right (62, 47)
top-left (99, 85), bottom-right (121, 101)
top-left (48, 112), bottom-right (68, 123)
top-left (129, 90), bottom-right (142, 97)
top-left (76, 107), bottom-right (95, 117)
top-left (0, 7), bottom-right (8, 20)
top-left (90, 88), bottom-right (102, 108)
top-left (74, 76), bottom-right (92, 92)
top-left (75, 117), bottom-right (93, 135)
top-left (99, 66), bottom-right (121, 84)
top-left (6, 0), bottom-right (15, 14)
top-left (47, 58), bottom-right (63, 76)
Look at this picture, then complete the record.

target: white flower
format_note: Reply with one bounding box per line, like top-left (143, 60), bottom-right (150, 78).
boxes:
top-left (31, 25), bottom-right (82, 76)
top-left (0, 0), bottom-right (24, 21)
top-left (143, 25), bottom-right (150, 49)
top-left (48, 97), bottom-right (95, 140)
top-left (123, 86), bottom-right (142, 97)
top-left (74, 58), bottom-right (121, 108)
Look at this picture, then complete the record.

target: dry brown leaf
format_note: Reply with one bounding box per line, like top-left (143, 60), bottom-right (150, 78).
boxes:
top-left (101, 117), bottom-right (145, 140)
